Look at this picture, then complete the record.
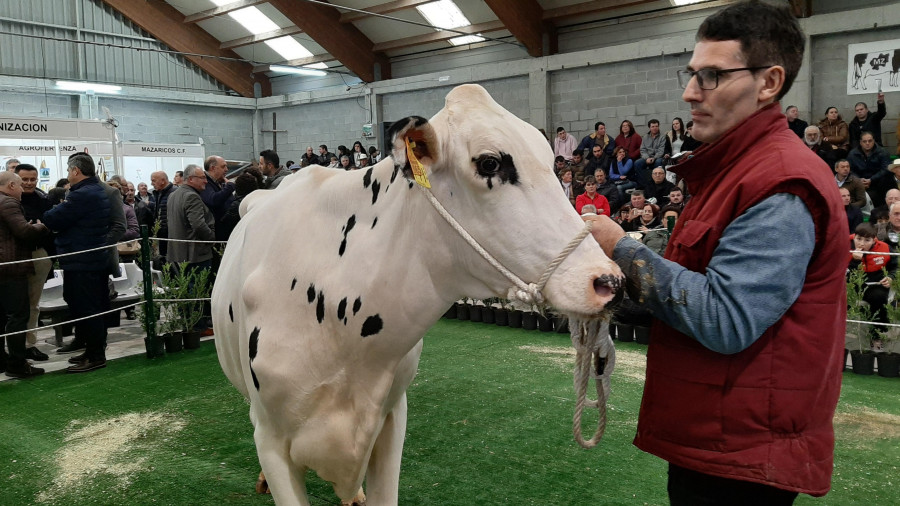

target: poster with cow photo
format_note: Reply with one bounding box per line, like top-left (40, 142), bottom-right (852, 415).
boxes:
top-left (848, 40), bottom-right (900, 95)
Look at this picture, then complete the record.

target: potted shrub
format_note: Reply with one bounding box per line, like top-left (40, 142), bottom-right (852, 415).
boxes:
top-left (443, 302), bottom-right (458, 319)
top-left (522, 306), bottom-right (537, 330)
top-left (877, 301), bottom-right (900, 377)
top-left (537, 311), bottom-right (554, 332)
top-left (553, 311), bottom-right (569, 334)
top-left (137, 294), bottom-right (165, 358)
top-left (634, 325), bottom-right (651, 344)
top-left (616, 322), bottom-right (635, 342)
top-left (506, 300), bottom-right (522, 328)
top-left (178, 263), bottom-right (212, 350)
top-left (469, 299), bottom-right (483, 323)
top-left (493, 300), bottom-right (509, 327)
top-left (846, 267), bottom-right (875, 375)
top-left (481, 298), bottom-right (496, 324)
top-left (456, 298), bottom-right (471, 321)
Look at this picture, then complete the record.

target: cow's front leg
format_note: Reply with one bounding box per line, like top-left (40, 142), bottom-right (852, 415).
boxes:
top-left (254, 426), bottom-right (310, 506)
top-left (364, 393), bottom-right (408, 506)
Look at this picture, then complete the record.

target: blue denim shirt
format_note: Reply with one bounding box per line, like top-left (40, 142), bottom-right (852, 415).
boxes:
top-left (612, 193), bottom-right (815, 354)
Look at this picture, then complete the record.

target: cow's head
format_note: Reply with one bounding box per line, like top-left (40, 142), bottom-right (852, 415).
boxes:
top-left (388, 84), bottom-right (622, 317)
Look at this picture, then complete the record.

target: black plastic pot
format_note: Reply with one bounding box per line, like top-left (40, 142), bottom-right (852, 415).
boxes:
top-left (508, 310), bottom-right (522, 328)
top-left (443, 303), bottom-right (458, 319)
top-left (522, 311), bottom-right (537, 330)
top-left (183, 330), bottom-right (202, 350)
top-left (616, 324), bottom-right (635, 342)
top-left (457, 303), bottom-right (470, 321)
top-left (494, 308), bottom-right (509, 326)
top-left (844, 348), bottom-right (849, 371)
top-left (537, 313), bottom-right (554, 332)
top-left (144, 336), bottom-right (165, 358)
top-left (850, 350), bottom-right (876, 375)
top-left (470, 305), bottom-right (483, 323)
top-left (553, 315), bottom-right (569, 334)
top-left (877, 353), bottom-right (900, 378)
top-left (634, 326), bottom-right (651, 345)
top-left (608, 324), bottom-right (617, 340)
top-left (163, 331), bottom-right (183, 353)
top-left (481, 306), bottom-right (495, 324)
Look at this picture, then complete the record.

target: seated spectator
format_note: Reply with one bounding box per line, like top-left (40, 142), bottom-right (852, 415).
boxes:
top-left (553, 156), bottom-right (568, 177)
top-left (849, 222), bottom-right (892, 347)
top-left (301, 146), bottom-right (318, 166)
top-left (339, 155), bottom-right (354, 171)
top-left (352, 141), bottom-right (368, 167)
top-left (290, 163), bottom-right (302, 173)
top-left (803, 126), bottom-right (837, 169)
top-left (357, 153), bottom-right (370, 169)
top-left (593, 168), bottom-right (621, 214)
top-left (872, 188), bottom-right (900, 220)
top-left (849, 94), bottom-right (886, 150)
top-left (841, 187), bottom-right (863, 234)
top-left (875, 202), bottom-right (900, 274)
top-left (575, 176), bottom-right (611, 216)
top-left (368, 146), bottom-right (381, 163)
top-left (667, 186), bottom-right (686, 211)
top-left (559, 168), bottom-right (582, 207)
top-left (570, 150), bottom-right (588, 183)
top-left (818, 106), bottom-right (849, 157)
top-left (318, 145), bottom-right (336, 165)
top-left (615, 120), bottom-right (642, 161)
top-left (643, 205), bottom-right (681, 255)
top-left (834, 159), bottom-right (866, 209)
top-left (645, 167), bottom-right (675, 207)
top-left (870, 207), bottom-right (889, 226)
top-left (848, 131), bottom-right (892, 207)
top-left (577, 121), bottom-right (615, 164)
top-left (680, 120), bottom-right (703, 153)
top-left (623, 202), bottom-right (660, 233)
top-left (580, 204), bottom-right (598, 216)
top-left (667, 117), bottom-right (688, 157)
top-left (609, 146), bottom-right (637, 201)
top-left (634, 119), bottom-right (672, 190)
top-left (328, 156), bottom-right (340, 168)
top-left (785, 105), bottom-right (808, 139)
top-left (554, 127), bottom-right (577, 161)
top-left (585, 145), bottom-right (608, 180)
top-left (619, 190), bottom-right (647, 230)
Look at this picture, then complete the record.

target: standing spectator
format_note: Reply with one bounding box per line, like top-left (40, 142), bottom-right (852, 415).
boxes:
top-left (785, 105), bottom-right (807, 139)
top-left (43, 153), bottom-right (112, 372)
top-left (167, 164), bottom-right (215, 332)
top-left (100, 174), bottom-right (127, 279)
top-left (173, 170), bottom-right (184, 186)
top-left (667, 117), bottom-right (688, 157)
top-left (219, 172), bottom-right (260, 242)
top-left (803, 126), bottom-right (837, 169)
top-left (577, 121), bottom-right (615, 163)
top-left (47, 178), bottom-right (68, 206)
top-left (301, 146), bottom-right (318, 166)
top-left (318, 145), bottom-right (335, 165)
top-left (14, 164), bottom-right (54, 362)
top-left (0, 171), bottom-right (51, 378)
top-left (575, 176), bottom-right (611, 216)
top-left (200, 155), bottom-right (236, 241)
top-left (849, 94), bottom-right (886, 150)
top-left (137, 182), bottom-right (154, 205)
top-left (834, 159), bottom-right (867, 209)
top-left (150, 171), bottom-right (176, 264)
top-left (587, 2), bottom-right (846, 501)
top-left (634, 119), bottom-right (672, 190)
top-left (615, 120), bottom-right (643, 161)
top-left (818, 106), bottom-right (849, 157)
top-left (554, 127), bottom-right (578, 161)
top-left (260, 149), bottom-right (290, 189)
top-left (848, 131), bottom-right (892, 208)
top-left (841, 187), bottom-right (863, 233)
top-left (5, 158), bottom-right (20, 171)
top-left (127, 182), bottom-right (155, 229)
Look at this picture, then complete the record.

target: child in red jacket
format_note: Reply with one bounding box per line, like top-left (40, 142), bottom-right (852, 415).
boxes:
top-left (849, 222), bottom-right (892, 349)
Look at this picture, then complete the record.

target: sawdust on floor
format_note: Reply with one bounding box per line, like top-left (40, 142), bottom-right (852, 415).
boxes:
top-left (519, 344), bottom-right (647, 381)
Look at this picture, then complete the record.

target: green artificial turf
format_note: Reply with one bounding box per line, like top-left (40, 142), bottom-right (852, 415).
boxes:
top-left (0, 319), bottom-right (897, 505)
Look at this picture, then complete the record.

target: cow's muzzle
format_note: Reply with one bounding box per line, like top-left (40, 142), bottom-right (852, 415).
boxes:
top-left (593, 274), bottom-right (624, 307)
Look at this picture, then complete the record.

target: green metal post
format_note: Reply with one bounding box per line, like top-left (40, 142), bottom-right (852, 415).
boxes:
top-left (140, 225), bottom-right (164, 358)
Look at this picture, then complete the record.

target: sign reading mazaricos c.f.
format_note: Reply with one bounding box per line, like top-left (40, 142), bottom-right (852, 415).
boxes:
top-left (848, 40), bottom-right (900, 95)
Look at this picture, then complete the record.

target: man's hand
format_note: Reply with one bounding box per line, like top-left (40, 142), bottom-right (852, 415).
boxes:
top-left (878, 92), bottom-right (885, 103)
top-left (647, 158), bottom-right (655, 165)
top-left (880, 277), bottom-right (892, 288)
top-left (862, 178), bottom-right (871, 188)
top-left (583, 215), bottom-right (626, 258)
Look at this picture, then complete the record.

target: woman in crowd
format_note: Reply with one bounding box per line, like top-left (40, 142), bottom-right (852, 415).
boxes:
top-left (351, 141), bottom-right (366, 166)
top-left (819, 106), bottom-right (849, 157)
top-left (667, 117), bottom-right (687, 157)
top-left (608, 146), bottom-right (637, 201)
top-left (615, 120), bottom-right (642, 161)
top-left (622, 202), bottom-right (660, 233)
top-left (643, 205), bottom-right (680, 255)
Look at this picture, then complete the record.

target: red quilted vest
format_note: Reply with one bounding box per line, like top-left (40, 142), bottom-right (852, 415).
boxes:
top-left (633, 103), bottom-right (847, 496)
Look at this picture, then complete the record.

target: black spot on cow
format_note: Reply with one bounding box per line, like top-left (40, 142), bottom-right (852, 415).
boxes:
top-left (339, 215), bottom-right (357, 257)
top-left (371, 217), bottom-right (377, 229)
top-left (371, 180), bottom-right (381, 205)
top-left (390, 165), bottom-right (399, 183)
top-left (343, 317), bottom-right (348, 325)
top-left (316, 291), bottom-right (325, 324)
top-left (408, 181), bottom-right (414, 189)
top-left (473, 152), bottom-right (519, 190)
top-left (307, 284), bottom-right (316, 304)
top-left (361, 314), bottom-right (383, 338)
top-left (249, 326), bottom-right (261, 390)
top-left (353, 297), bottom-right (362, 315)
top-left (363, 167), bottom-right (373, 189)
top-left (291, 278), bottom-right (297, 291)
top-left (337, 297), bottom-right (347, 320)
top-left (228, 304), bottom-right (234, 322)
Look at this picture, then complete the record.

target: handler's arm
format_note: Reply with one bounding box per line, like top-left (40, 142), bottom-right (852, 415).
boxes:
top-left (610, 193), bottom-right (815, 354)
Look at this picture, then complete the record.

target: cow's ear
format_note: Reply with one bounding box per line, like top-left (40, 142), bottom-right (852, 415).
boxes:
top-left (388, 116), bottom-right (440, 179)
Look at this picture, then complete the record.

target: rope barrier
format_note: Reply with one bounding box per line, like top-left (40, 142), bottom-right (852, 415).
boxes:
top-left (0, 301), bottom-right (141, 340)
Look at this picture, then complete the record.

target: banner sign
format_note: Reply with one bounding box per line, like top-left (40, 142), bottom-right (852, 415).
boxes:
top-left (121, 142), bottom-right (205, 158)
top-left (848, 40), bottom-right (900, 95)
top-left (0, 117), bottom-right (114, 141)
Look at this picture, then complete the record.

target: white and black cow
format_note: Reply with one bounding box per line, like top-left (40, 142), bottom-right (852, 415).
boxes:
top-left (212, 84), bottom-right (623, 506)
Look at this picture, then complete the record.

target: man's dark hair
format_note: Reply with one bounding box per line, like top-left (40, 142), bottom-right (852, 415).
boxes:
top-left (175, 170), bottom-right (183, 178)
top-left (855, 222), bottom-right (876, 239)
top-left (14, 163), bottom-right (37, 174)
top-left (669, 186), bottom-right (683, 194)
top-left (696, 0), bottom-right (804, 101)
top-left (234, 172), bottom-right (259, 197)
top-left (834, 159), bottom-right (849, 170)
top-left (855, 102), bottom-right (868, 110)
top-left (319, 144), bottom-right (328, 151)
top-left (260, 149), bottom-right (280, 168)
top-left (594, 121), bottom-right (606, 131)
top-left (660, 204), bottom-right (682, 217)
top-left (870, 207), bottom-right (889, 224)
top-left (785, 105), bottom-right (798, 112)
top-left (555, 155), bottom-right (566, 164)
top-left (285, 160), bottom-right (294, 168)
top-left (68, 152), bottom-right (95, 177)
top-left (556, 126), bottom-right (565, 133)
top-left (648, 119), bottom-right (660, 127)
top-left (572, 149), bottom-right (582, 157)
top-left (584, 175), bottom-right (596, 185)
top-left (860, 131), bottom-right (875, 141)
top-left (560, 168), bottom-right (573, 177)
top-left (631, 190), bottom-right (645, 197)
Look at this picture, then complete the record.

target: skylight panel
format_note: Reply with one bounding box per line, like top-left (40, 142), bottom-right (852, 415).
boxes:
top-left (417, 0), bottom-right (472, 30)
top-left (449, 35), bottom-right (485, 46)
top-left (304, 63), bottom-right (329, 70)
top-left (265, 36), bottom-right (314, 61)
top-left (671, 0), bottom-right (703, 5)
top-left (228, 6), bottom-right (280, 35)
top-left (209, 0), bottom-right (231, 6)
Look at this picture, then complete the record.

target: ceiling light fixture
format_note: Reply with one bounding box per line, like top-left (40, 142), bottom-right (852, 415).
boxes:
top-left (56, 81), bottom-right (122, 94)
top-left (269, 65), bottom-right (328, 77)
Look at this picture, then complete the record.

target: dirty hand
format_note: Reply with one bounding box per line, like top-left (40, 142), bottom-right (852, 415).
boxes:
top-left (583, 214), bottom-right (626, 257)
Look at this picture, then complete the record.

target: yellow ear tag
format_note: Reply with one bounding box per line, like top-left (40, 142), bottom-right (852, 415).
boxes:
top-left (405, 137), bottom-right (431, 189)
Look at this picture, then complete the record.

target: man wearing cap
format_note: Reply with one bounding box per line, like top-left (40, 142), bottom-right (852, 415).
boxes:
top-left (357, 153), bottom-right (370, 169)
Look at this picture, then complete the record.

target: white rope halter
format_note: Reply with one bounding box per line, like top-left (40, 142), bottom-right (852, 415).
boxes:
top-left (416, 183), bottom-right (614, 449)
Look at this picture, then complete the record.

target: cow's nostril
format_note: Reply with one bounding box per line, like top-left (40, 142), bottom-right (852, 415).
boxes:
top-left (593, 274), bottom-right (620, 298)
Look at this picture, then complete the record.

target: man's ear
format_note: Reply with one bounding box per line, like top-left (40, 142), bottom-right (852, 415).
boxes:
top-left (759, 65), bottom-right (786, 104)
top-left (388, 116), bottom-right (440, 179)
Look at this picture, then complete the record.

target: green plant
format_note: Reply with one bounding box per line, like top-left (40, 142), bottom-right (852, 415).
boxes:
top-left (163, 262), bottom-right (212, 333)
top-left (846, 266), bottom-right (873, 353)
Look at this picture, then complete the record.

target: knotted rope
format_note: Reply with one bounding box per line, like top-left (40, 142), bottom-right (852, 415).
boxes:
top-left (569, 317), bottom-right (615, 448)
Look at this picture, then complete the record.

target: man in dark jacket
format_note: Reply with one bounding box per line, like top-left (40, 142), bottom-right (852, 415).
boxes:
top-left (0, 171), bottom-right (51, 378)
top-left (848, 131), bottom-right (892, 207)
top-left (591, 167), bottom-right (621, 214)
top-left (200, 155), bottom-right (235, 242)
top-left (150, 170), bottom-right (176, 264)
top-left (42, 153), bottom-right (111, 373)
top-left (785, 105), bottom-right (807, 139)
top-left (849, 95), bottom-right (886, 150)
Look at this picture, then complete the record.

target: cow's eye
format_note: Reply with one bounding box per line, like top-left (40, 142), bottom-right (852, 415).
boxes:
top-left (474, 155), bottom-right (500, 176)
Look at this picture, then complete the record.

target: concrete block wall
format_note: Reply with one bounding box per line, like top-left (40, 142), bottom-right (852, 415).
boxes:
top-left (0, 91), bottom-right (76, 118)
top-left (381, 77), bottom-right (530, 123)
top-left (261, 97), bottom-right (370, 164)
top-left (550, 53), bottom-right (692, 142)
top-left (811, 26), bottom-right (900, 154)
top-left (98, 97), bottom-right (254, 162)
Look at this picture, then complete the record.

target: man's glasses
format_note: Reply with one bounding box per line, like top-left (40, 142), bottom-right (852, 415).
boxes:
top-left (677, 66), bottom-right (771, 90)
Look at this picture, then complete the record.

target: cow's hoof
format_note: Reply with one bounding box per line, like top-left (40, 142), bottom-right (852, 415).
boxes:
top-left (342, 488), bottom-right (366, 505)
top-left (255, 471), bottom-right (270, 494)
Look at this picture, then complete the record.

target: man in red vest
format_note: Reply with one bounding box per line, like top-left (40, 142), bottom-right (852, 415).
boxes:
top-left (587, 2), bottom-right (846, 504)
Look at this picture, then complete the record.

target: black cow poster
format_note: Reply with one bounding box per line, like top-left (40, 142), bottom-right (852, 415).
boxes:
top-left (849, 40), bottom-right (900, 94)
